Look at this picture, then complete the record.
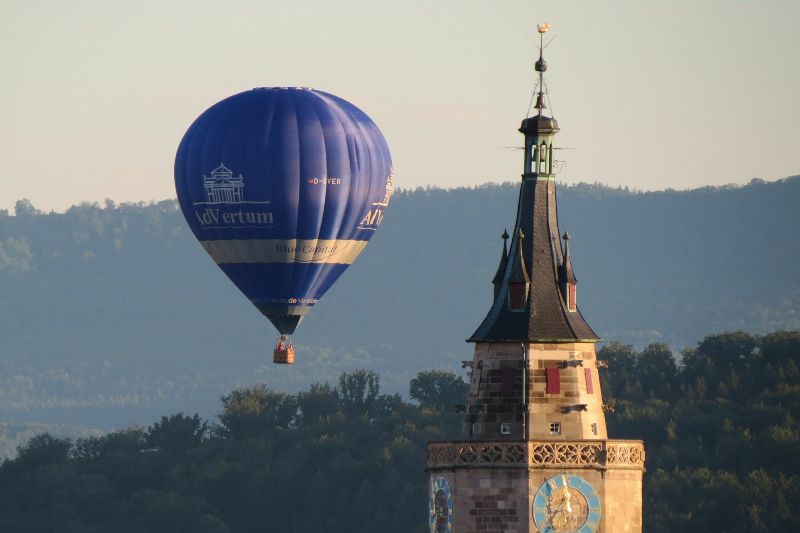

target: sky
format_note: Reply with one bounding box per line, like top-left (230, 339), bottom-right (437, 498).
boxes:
top-left (1, 0), bottom-right (799, 213)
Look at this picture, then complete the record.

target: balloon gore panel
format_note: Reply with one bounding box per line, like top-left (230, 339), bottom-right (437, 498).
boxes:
top-left (174, 88), bottom-right (393, 335)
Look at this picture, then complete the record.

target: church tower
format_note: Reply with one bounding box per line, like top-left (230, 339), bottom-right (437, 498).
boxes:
top-left (427, 25), bottom-right (644, 533)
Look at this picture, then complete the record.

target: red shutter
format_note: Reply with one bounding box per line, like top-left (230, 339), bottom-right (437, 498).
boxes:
top-left (546, 368), bottom-right (561, 394)
top-left (584, 368), bottom-right (594, 394)
top-left (568, 284), bottom-right (577, 311)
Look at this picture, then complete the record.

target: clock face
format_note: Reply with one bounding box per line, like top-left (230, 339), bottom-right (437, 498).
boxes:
top-left (429, 476), bottom-right (453, 533)
top-left (532, 474), bottom-right (601, 533)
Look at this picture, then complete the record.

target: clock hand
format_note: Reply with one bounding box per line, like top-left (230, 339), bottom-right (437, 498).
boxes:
top-left (561, 475), bottom-right (573, 514)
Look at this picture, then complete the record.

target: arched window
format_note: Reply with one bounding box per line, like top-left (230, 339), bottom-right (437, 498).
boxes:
top-left (539, 142), bottom-right (548, 173)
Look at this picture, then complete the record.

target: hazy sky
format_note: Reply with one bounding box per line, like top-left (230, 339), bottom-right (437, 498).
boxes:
top-left (2, 0), bottom-right (798, 212)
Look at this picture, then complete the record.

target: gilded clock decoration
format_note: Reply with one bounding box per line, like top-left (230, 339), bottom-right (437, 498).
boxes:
top-left (532, 474), bottom-right (601, 533)
top-left (429, 476), bottom-right (453, 533)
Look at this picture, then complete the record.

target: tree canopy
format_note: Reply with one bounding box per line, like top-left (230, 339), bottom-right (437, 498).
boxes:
top-left (1, 330), bottom-right (799, 531)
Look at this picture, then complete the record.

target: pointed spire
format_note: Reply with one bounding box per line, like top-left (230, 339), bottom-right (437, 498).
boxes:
top-left (468, 24), bottom-right (598, 342)
top-left (560, 231), bottom-right (577, 284)
top-left (508, 229), bottom-right (530, 285)
top-left (492, 229), bottom-right (510, 287)
top-left (506, 229), bottom-right (530, 311)
top-left (534, 23), bottom-right (550, 117)
top-left (520, 23), bottom-right (559, 136)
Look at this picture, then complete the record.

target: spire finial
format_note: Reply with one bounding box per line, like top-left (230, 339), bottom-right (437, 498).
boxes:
top-left (534, 23), bottom-right (551, 116)
top-left (492, 229), bottom-right (511, 289)
top-left (536, 23), bottom-right (551, 73)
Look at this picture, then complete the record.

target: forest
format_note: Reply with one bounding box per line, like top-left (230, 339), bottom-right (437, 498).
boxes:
top-left (1, 330), bottom-right (798, 532)
top-left (1, 177), bottom-right (798, 434)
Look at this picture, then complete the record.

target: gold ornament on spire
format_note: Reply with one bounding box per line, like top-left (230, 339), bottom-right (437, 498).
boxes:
top-left (537, 22), bottom-right (551, 34)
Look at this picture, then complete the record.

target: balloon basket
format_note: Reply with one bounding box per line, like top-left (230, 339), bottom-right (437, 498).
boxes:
top-left (273, 346), bottom-right (295, 365)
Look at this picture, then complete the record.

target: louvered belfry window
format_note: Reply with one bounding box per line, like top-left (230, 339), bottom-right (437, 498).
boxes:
top-left (546, 368), bottom-right (561, 394)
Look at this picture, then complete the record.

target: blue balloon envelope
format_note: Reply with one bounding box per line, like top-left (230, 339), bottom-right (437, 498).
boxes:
top-left (175, 87), bottom-right (393, 335)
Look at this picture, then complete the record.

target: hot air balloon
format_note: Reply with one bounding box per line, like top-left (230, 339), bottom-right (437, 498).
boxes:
top-left (174, 87), bottom-right (393, 364)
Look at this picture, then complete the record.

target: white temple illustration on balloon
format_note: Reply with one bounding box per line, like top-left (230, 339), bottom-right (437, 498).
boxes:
top-left (203, 163), bottom-right (244, 203)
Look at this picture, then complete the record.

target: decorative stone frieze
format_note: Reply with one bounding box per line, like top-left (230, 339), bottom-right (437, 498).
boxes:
top-left (427, 439), bottom-right (644, 470)
top-left (606, 441), bottom-right (646, 466)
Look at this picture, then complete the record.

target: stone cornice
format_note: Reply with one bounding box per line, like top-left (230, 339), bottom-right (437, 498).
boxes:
top-left (426, 439), bottom-right (645, 471)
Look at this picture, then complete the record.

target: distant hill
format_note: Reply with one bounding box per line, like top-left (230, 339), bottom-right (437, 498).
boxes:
top-left (0, 176), bottom-right (798, 428)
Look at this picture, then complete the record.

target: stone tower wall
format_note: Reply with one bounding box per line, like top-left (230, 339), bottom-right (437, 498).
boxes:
top-left (427, 439), bottom-right (644, 532)
top-left (431, 340), bottom-right (643, 532)
top-left (465, 342), bottom-right (608, 442)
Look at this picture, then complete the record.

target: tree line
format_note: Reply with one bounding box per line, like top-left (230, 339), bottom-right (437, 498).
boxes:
top-left (1, 330), bottom-right (799, 532)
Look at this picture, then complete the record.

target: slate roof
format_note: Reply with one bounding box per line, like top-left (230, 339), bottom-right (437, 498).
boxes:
top-left (468, 127), bottom-right (599, 343)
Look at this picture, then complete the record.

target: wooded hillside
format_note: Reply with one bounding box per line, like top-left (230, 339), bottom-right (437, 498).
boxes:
top-left (0, 177), bottom-right (798, 429)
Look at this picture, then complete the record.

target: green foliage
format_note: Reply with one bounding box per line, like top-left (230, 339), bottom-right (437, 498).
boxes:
top-left (12, 433), bottom-right (71, 473)
top-left (0, 370), bottom-right (446, 532)
top-left (146, 414), bottom-right (207, 455)
top-left (218, 386), bottom-right (297, 439)
top-left (13, 199), bottom-right (42, 217)
top-left (337, 369), bottom-right (380, 414)
top-left (409, 370), bottom-right (468, 410)
top-left (602, 331), bottom-right (800, 530)
top-left (1, 332), bottom-right (800, 531)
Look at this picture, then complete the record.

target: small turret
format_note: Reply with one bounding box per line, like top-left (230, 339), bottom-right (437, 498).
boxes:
top-left (507, 229), bottom-right (530, 310)
top-left (559, 232), bottom-right (578, 312)
top-left (492, 230), bottom-right (510, 298)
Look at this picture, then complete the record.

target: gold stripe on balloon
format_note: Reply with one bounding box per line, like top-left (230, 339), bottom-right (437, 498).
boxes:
top-left (200, 239), bottom-right (369, 265)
